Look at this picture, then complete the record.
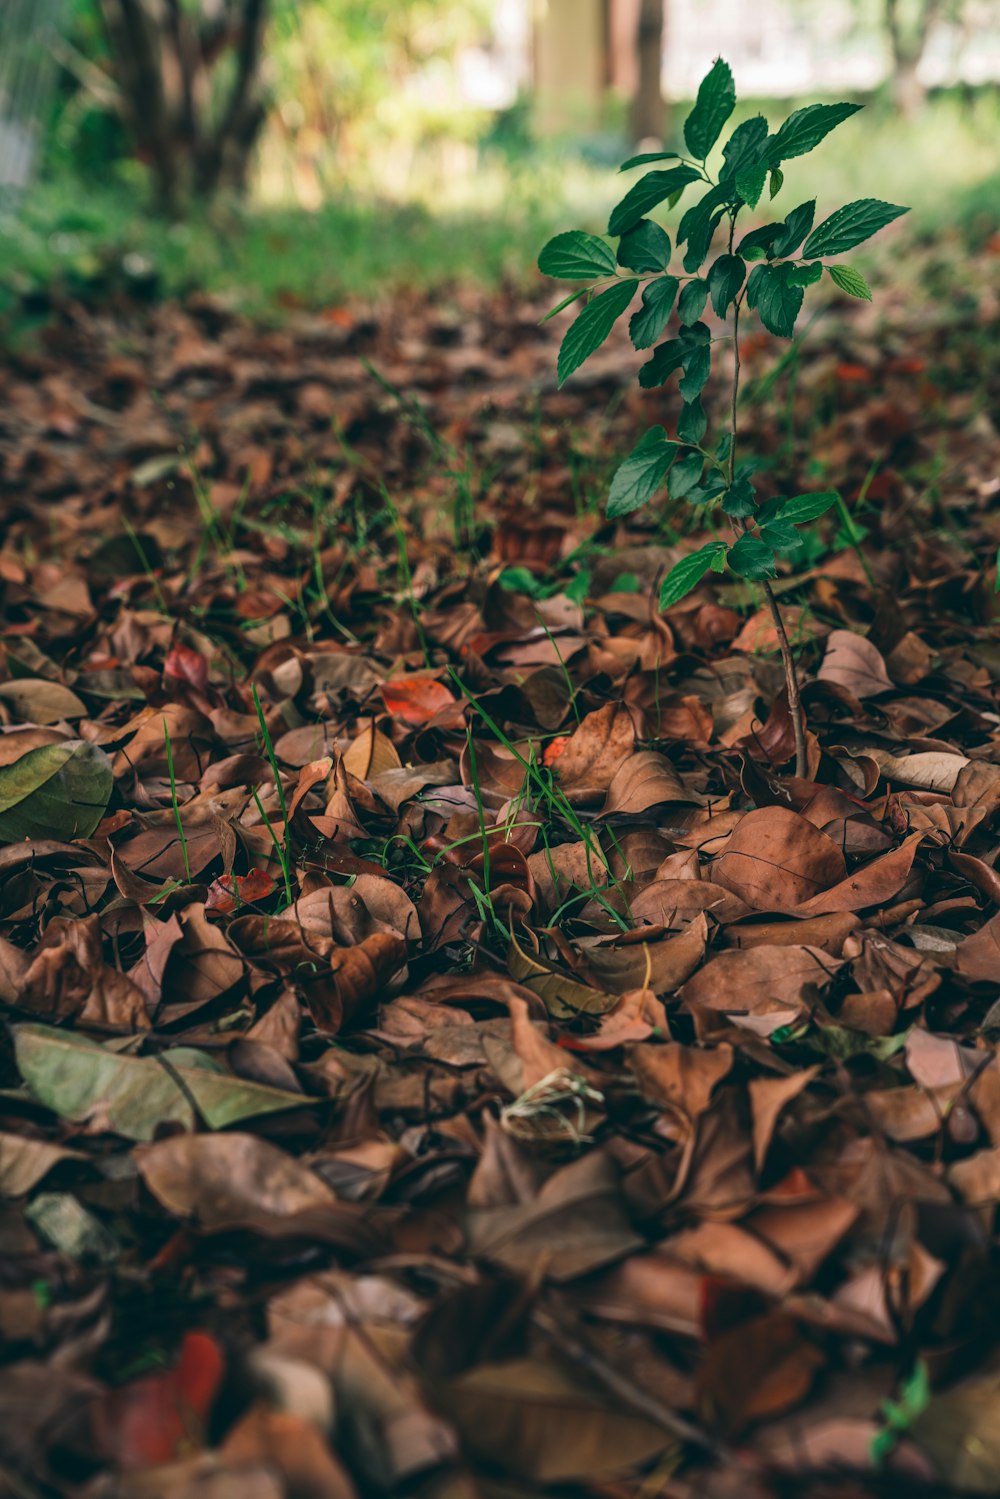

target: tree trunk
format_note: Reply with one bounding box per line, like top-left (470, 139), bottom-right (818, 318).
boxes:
top-left (96, 0), bottom-right (271, 213)
top-left (883, 0), bottom-right (941, 119)
top-left (629, 0), bottom-right (663, 143)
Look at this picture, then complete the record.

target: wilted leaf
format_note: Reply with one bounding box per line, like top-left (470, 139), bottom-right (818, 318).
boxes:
top-left (14, 1025), bottom-right (312, 1141)
top-left (0, 740), bottom-right (112, 842)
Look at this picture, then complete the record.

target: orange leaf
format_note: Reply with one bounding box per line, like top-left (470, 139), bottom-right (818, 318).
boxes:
top-left (382, 675), bottom-right (455, 726)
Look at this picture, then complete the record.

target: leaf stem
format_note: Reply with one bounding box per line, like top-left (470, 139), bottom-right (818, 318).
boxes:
top-left (726, 212), bottom-right (808, 778)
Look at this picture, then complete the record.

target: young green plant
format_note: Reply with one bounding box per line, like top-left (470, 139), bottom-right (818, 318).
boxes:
top-left (538, 59), bottom-right (909, 778)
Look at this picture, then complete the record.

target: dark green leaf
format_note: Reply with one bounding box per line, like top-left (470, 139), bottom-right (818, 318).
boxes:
top-left (677, 398), bottom-right (707, 444)
top-left (828, 263), bottom-right (873, 300)
top-left (721, 473), bottom-right (755, 517)
top-left (660, 544), bottom-right (726, 609)
top-left (607, 427), bottom-right (678, 517)
top-left (0, 740), bottom-right (112, 843)
top-left (759, 519), bottom-right (803, 551)
top-left (721, 115), bottom-right (769, 179)
top-left (772, 199), bottom-right (816, 258)
top-left (629, 277), bottom-right (679, 349)
top-left (667, 450), bottom-right (704, 500)
top-left (728, 532), bottom-right (777, 580)
top-left (677, 182), bottom-right (728, 247)
top-left (738, 223), bottom-right (783, 260)
top-left (736, 163), bottom-right (768, 208)
top-left (678, 319), bottom-right (711, 345)
top-left (750, 263), bottom-right (804, 338)
top-left (683, 209), bottom-right (725, 273)
top-left (677, 279), bottom-right (709, 326)
top-left (619, 150), bottom-right (681, 172)
top-left (538, 230), bottom-right (617, 280)
top-left (803, 198), bottom-right (909, 258)
top-left (638, 338), bottom-right (685, 389)
top-left (557, 280), bottom-right (637, 386)
top-left (708, 254), bottom-right (746, 316)
top-left (679, 343), bottom-right (712, 401)
top-left (687, 479), bottom-right (727, 506)
top-left (684, 58), bottom-right (736, 160)
top-left (775, 490), bottom-right (838, 523)
top-left (769, 102), bottom-right (861, 163)
top-left (786, 260), bottom-right (823, 287)
top-left (769, 167), bottom-right (784, 198)
top-left (608, 165), bottom-right (701, 237)
top-left (617, 219), bottom-right (672, 272)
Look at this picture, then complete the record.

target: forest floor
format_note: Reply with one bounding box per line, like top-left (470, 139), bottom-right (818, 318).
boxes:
top-left (0, 236), bottom-right (999, 1498)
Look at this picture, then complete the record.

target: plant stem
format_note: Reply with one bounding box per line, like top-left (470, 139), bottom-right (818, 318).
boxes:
top-left (727, 218), bottom-right (808, 779)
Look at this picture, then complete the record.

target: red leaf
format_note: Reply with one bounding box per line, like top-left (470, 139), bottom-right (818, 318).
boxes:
top-left (164, 645), bottom-right (209, 692)
top-left (381, 675), bottom-right (455, 726)
top-left (95, 1330), bottom-right (224, 1468)
top-left (206, 869), bottom-right (276, 912)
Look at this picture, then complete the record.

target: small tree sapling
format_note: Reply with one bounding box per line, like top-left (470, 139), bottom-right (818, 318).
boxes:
top-left (538, 60), bottom-right (909, 778)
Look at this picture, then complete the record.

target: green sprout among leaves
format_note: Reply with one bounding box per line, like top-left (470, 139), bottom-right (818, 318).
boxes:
top-left (539, 60), bottom-right (909, 777)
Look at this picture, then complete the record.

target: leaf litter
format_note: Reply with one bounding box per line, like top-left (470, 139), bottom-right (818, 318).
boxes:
top-left (0, 262), bottom-right (998, 1496)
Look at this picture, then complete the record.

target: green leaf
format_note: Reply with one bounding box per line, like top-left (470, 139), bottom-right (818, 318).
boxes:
top-left (617, 219), bottom-right (672, 272)
top-left (803, 198), bottom-right (910, 258)
top-left (759, 519), bottom-right (803, 551)
top-left (769, 102), bottom-right (862, 163)
top-left (749, 263), bottom-right (804, 338)
top-left (606, 427), bottom-right (678, 517)
top-left (13, 1024), bottom-right (310, 1143)
top-left (608, 165), bottom-right (701, 237)
top-left (684, 58), bottom-right (736, 160)
top-left (736, 163), bottom-right (768, 208)
top-left (564, 568), bottom-right (591, 604)
top-left (540, 288), bottom-right (589, 323)
top-left (738, 223), bottom-right (783, 260)
top-left (629, 277), bottom-right (679, 349)
top-left (660, 544), bottom-right (726, 609)
top-left (667, 450), bottom-right (704, 500)
top-left (775, 490), bottom-right (839, 523)
top-left (769, 167), bottom-right (784, 198)
top-left (708, 254), bottom-right (746, 316)
top-left (538, 230), bottom-right (617, 281)
top-left (619, 150), bottom-right (681, 172)
top-left (0, 740), bottom-right (112, 843)
top-left (728, 533), bottom-right (777, 580)
top-left (772, 199), bottom-right (816, 258)
top-left (828, 263), bottom-right (873, 300)
top-left (721, 115), bottom-right (769, 179)
top-left (679, 343), bottom-right (712, 402)
top-left (786, 260), bottom-right (823, 287)
top-left (677, 398), bottom-right (707, 444)
top-left (557, 280), bottom-right (637, 386)
top-left (638, 338), bottom-right (685, 389)
top-left (677, 278), bottom-right (709, 326)
top-left (499, 566), bottom-right (543, 595)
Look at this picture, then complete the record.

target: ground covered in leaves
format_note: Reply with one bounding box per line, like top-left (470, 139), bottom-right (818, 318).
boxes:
top-left (1, 243), bottom-right (1000, 1498)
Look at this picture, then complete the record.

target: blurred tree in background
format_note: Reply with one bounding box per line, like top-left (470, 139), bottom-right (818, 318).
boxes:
top-left (53, 0), bottom-right (270, 211)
